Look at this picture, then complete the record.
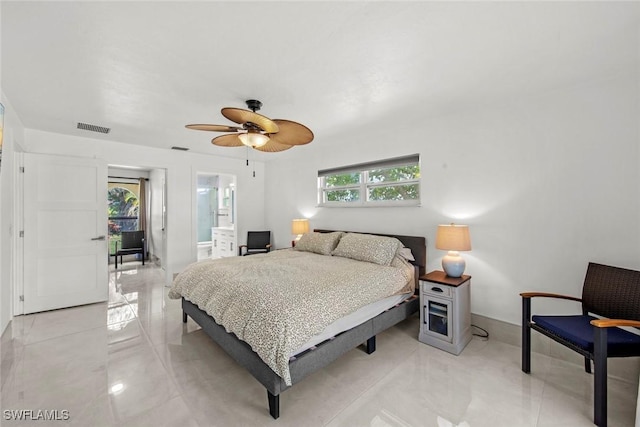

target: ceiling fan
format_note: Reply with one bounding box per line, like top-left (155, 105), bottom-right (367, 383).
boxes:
top-left (185, 99), bottom-right (314, 152)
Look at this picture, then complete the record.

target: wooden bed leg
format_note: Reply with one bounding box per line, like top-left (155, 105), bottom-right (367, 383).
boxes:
top-left (182, 311), bottom-right (187, 323)
top-left (267, 391), bottom-right (280, 419)
top-left (366, 336), bottom-right (376, 354)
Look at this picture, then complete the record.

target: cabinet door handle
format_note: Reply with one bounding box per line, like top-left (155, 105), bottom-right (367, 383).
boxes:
top-left (230, 242), bottom-right (233, 251)
top-left (431, 287), bottom-right (443, 293)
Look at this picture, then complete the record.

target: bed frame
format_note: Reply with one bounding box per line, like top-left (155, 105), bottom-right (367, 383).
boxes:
top-left (181, 229), bottom-right (426, 419)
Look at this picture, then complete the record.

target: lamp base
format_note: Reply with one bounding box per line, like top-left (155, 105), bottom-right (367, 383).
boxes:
top-left (442, 251), bottom-right (466, 277)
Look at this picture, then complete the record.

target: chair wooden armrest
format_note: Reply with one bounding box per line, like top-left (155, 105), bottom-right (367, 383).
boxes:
top-left (520, 292), bottom-right (582, 303)
top-left (590, 319), bottom-right (640, 328)
top-left (266, 244), bottom-right (272, 252)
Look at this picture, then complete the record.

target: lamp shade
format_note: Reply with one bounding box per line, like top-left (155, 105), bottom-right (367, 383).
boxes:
top-left (435, 224), bottom-right (471, 251)
top-left (239, 130), bottom-right (269, 148)
top-left (291, 219), bottom-right (310, 235)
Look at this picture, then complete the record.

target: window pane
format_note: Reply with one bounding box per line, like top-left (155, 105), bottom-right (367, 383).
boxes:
top-left (325, 189), bottom-right (360, 202)
top-left (368, 184), bottom-right (419, 201)
top-left (367, 165), bottom-right (420, 183)
top-left (108, 187), bottom-right (139, 235)
top-left (324, 173), bottom-right (361, 187)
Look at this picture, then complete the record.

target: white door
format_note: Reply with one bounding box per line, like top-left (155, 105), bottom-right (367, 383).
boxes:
top-left (23, 153), bottom-right (108, 314)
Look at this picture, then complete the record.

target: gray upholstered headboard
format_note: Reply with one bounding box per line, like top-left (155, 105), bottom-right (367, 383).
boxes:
top-left (314, 229), bottom-right (427, 279)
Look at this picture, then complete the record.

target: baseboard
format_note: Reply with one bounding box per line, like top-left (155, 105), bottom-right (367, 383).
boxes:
top-left (471, 313), bottom-right (640, 384)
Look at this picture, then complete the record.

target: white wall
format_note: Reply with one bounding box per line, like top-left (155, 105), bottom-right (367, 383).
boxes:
top-left (265, 72), bottom-right (640, 326)
top-left (24, 129), bottom-right (266, 285)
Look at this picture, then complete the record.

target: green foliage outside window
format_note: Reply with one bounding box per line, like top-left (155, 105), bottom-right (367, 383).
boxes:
top-left (367, 166), bottom-right (420, 183)
top-left (368, 183), bottom-right (419, 201)
top-left (108, 188), bottom-right (139, 218)
top-left (324, 172), bottom-right (360, 187)
top-left (108, 187), bottom-right (139, 237)
top-left (326, 189), bottom-right (360, 202)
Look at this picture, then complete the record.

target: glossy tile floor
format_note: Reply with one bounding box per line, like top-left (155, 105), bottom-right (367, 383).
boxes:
top-left (1, 263), bottom-right (638, 426)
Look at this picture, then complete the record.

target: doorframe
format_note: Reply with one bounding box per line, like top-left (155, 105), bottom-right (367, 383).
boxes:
top-left (13, 152), bottom-right (24, 316)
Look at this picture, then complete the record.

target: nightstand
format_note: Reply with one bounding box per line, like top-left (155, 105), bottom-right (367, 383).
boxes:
top-left (418, 270), bottom-right (472, 355)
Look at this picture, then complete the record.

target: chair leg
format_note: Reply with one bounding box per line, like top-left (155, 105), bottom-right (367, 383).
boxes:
top-left (593, 327), bottom-right (608, 427)
top-left (522, 297), bottom-right (531, 373)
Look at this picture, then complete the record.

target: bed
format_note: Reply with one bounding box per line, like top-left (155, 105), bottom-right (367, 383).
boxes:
top-left (170, 229), bottom-right (426, 419)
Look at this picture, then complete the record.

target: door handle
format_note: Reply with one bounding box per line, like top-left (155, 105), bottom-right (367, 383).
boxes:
top-left (91, 235), bottom-right (106, 241)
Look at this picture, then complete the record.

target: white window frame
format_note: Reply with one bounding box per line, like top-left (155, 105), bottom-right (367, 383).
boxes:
top-left (318, 154), bottom-right (420, 207)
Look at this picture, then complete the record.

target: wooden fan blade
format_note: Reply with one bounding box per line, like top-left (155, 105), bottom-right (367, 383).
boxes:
top-left (186, 124), bottom-right (242, 132)
top-left (221, 108), bottom-right (279, 133)
top-left (253, 140), bottom-right (293, 152)
top-left (268, 119), bottom-right (314, 146)
top-left (211, 134), bottom-right (244, 147)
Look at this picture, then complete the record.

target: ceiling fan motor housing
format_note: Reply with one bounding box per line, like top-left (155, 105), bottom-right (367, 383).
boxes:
top-left (245, 99), bottom-right (262, 112)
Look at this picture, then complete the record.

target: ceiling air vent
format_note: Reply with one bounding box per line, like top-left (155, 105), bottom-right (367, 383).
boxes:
top-left (77, 122), bottom-right (110, 134)
top-left (171, 146), bottom-right (189, 151)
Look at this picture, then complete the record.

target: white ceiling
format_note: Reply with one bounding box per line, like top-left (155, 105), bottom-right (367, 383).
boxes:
top-left (2, 1), bottom-right (638, 162)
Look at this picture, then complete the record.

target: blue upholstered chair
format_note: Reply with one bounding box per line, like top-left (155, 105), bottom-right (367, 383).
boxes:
top-left (521, 262), bottom-right (640, 427)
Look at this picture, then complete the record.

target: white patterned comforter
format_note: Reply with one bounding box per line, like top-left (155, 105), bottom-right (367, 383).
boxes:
top-left (168, 249), bottom-right (414, 385)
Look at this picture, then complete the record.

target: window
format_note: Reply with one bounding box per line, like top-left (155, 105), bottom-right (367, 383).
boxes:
top-left (318, 154), bottom-right (420, 207)
top-left (108, 185), bottom-right (140, 253)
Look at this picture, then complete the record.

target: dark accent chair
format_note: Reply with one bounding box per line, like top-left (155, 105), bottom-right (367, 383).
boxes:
top-left (114, 231), bottom-right (145, 269)
top-left (238, 231), bottom-right (271, 256)
top-left (521, 262), bottom-right (640, 427)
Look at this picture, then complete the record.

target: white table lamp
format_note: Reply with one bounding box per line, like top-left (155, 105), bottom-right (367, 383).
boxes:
top-left (435, 224), bottom-right (471, 277)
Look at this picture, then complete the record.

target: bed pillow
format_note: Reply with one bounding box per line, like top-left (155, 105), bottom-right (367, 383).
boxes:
top-left (294, 231), bottom-right (343, 255)
top-left (398, 246), bottom-right (415, 262)
top-left (331, 233), bottom-right (402, 266)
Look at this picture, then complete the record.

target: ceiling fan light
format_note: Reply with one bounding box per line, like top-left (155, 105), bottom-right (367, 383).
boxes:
top-left (239, 131), bottom-right (269, 148)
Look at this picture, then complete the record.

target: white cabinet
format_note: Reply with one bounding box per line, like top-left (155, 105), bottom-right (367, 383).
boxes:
top-left (211, 228), bottom-right (236, 259)
top-left (418, 271), bottom-right (472, 355)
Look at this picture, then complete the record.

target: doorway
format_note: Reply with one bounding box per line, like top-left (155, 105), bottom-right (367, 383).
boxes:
top-left (107, 167), bottom-right (167, 270)
top-left (197, 175), bottom-right (218, 260)
top-left (196, 172), bottom-right (236, 261)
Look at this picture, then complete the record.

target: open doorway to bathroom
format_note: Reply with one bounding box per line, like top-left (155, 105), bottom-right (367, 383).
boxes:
top-left (197, 173), bottom-right (236, 261)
